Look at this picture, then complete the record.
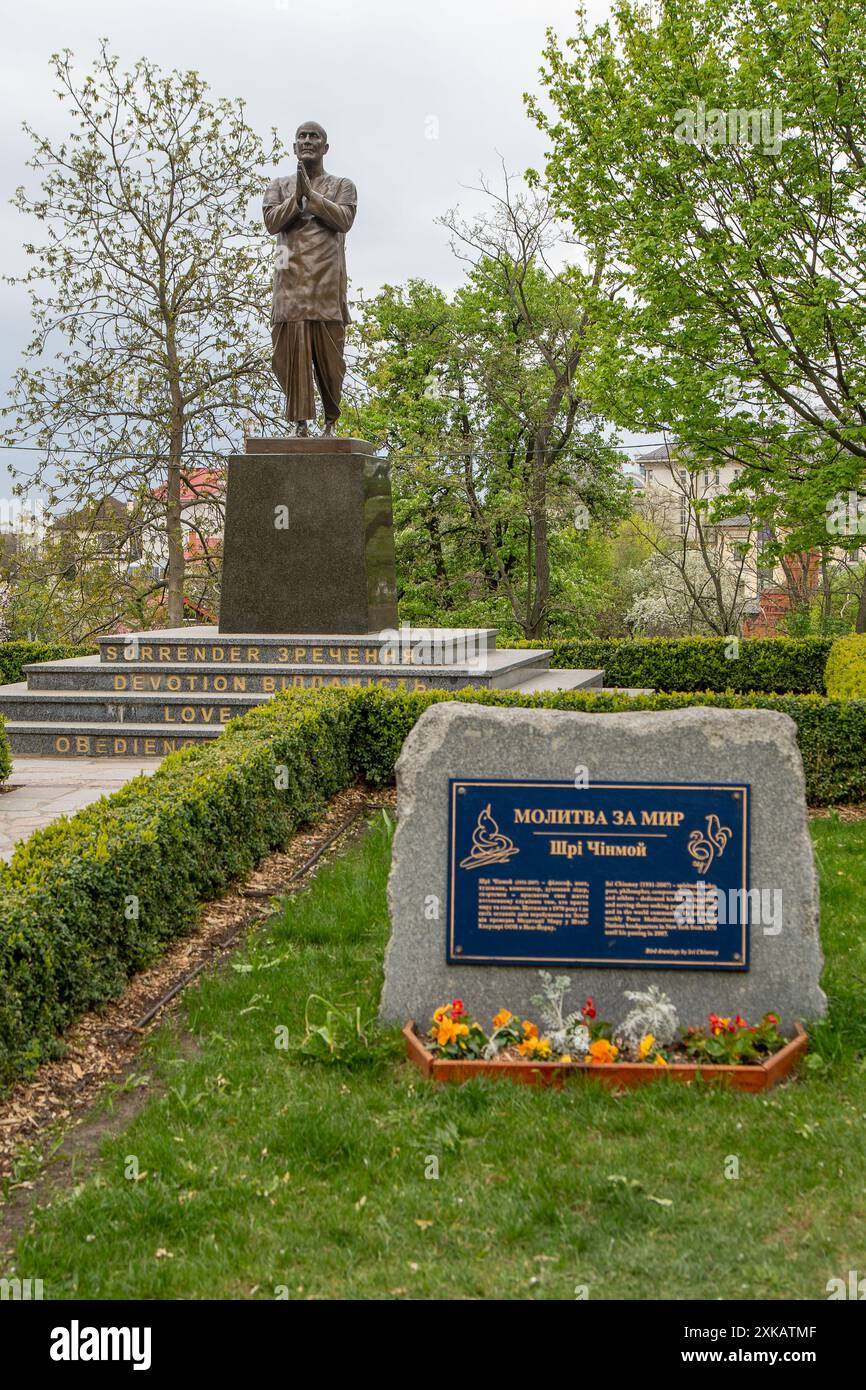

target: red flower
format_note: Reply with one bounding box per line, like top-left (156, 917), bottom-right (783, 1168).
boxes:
top-left (583, 997), bottom-right (597, 1020)
top-left (451, 998), bottom-right (464, 1018)
top-left (767, 1013), bottom-right (778, 1025)
top-left (734, 1015), bottom-right (747, 1029)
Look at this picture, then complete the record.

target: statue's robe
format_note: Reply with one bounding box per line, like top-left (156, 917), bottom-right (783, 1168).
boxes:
top-left (263, 171), bottom-right (357, 422)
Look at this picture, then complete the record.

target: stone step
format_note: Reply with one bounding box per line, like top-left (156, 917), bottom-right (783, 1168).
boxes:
top-left (19, 648), bottom-right (550, 699)
top-left (4, 722), bottom-right (219, 758)
top-left (94, 626), bottom-right (500, 667)
top-left (0, 646), bottom-right (556, 756)
top-left (513, 668), bottom-right (605, 694)
top-left (0, 683), bottom-right (253, 726)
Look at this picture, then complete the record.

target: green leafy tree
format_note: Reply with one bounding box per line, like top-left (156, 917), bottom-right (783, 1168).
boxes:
top-left (3, 42), bottom-right (287, 626)
top-left (349, 178), bottom-right (630, 637)
top-left (527, 0), bottom-right (866, 628)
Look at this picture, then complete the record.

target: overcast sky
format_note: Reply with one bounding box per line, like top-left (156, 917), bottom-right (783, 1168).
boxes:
top-left (0, 0), bottom-right (654, 490)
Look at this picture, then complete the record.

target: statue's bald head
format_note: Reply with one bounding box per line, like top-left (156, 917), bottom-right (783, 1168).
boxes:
top-left (295, 121), bottom-right (328, 146)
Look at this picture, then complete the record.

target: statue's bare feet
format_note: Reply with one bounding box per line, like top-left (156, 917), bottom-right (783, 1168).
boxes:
top-left (322, 418), bottom-right (338, 437)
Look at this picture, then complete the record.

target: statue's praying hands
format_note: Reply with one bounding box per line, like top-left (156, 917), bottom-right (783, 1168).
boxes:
top-left (296, 160), bottom-right (313, 202)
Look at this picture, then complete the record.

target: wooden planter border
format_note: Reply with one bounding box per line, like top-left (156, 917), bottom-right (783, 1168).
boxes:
top-left (403, 1022), bottom-right (809, 1092)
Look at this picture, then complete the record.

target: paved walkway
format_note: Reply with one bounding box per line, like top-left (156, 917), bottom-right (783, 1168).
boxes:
top-left (0, 757), bottom-right (161, 861)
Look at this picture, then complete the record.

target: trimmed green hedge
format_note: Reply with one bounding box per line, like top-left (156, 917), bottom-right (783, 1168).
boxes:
top-left (825, 635), bottom-right (866, 699)
top-left (513, 636), bottom-right (833, 694)
top-left (0, 716), bottom-right (10, 786)
top-left (0, 641), bottom-right (96, 686)
top-left (0, 691), bottom-right (362, 1088)
top-left (1, 681), bottom-right (864, 1090)
top-left (352, 687), bottom-right (866, 807)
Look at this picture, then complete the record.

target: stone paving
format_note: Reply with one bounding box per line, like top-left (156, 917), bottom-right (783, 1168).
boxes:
top-left (0, 756), bottom-right (161, 861)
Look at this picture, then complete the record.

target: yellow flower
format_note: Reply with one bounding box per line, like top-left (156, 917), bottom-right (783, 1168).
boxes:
top-left (653, 1054), bottom-right (668, 1066)
top-left (639, 1033), bottom-right (655, 1060)
top-left (454, 1022), bottom-right (469, 1037)
top-left (712, 1016), bottom-right (731, 1037)
top-left (589, 1039), bottom-right (619, 1065)
top-left (493, 1009), bottom-right (513, 1030)
top-left (560, 1054), bottom-right (572, 1064)
top-left (435, 1017), bottom-right (461, 1046)
top-left (517, 1036), bottom-right (539, 1057)
top-left (433, 1005), bottom-right (449, 1024)
top-left (536, 1038), bottom-right (552, 1060)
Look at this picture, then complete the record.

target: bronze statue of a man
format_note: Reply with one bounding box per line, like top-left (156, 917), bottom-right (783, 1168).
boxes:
top-left (263, 122), bottom-right (357, 437)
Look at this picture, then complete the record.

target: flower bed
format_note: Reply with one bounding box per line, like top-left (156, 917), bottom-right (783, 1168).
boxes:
top-left (404, 983), bottom-right (809, 1092)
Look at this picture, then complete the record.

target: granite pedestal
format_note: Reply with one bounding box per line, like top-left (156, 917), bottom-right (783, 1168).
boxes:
top-left (219, 436), bottom-right (398, 635)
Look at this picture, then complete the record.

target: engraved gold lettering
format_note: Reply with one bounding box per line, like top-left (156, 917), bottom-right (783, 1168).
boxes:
top-left (641, 810), bottom-right (685, 827)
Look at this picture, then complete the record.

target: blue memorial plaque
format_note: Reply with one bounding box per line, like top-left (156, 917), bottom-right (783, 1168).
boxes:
top-left (447, 780), bottom-right (750, 969)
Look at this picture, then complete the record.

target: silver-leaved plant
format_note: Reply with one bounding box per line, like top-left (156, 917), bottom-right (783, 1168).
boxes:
top-left (616, 986), bottom-right (680, 1049)
top-left (531, 970), bottom-right (590, 1055)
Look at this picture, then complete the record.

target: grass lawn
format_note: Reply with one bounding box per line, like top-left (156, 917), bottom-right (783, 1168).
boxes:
top-left (6, 810), bottom-right (866, 1300)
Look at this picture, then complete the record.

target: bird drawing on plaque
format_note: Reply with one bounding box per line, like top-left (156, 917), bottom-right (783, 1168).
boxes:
top-left (688, 814), bottom-right (732, 875)
top-left (459, 804), bottom-right (520, 870)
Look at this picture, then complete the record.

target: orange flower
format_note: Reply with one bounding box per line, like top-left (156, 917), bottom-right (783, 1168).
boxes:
top-left (434, 1017), bottom-right (464, 1046)
top-left (653, 1054), bottom-right (668, 1066)
top-left (522, 1020), bottom-right (539, 1040)
top-left (493, 1009), bottom-right (513, 1030)
top-left (588, 1039), bottom-right (618, 1065)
